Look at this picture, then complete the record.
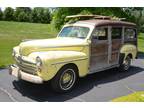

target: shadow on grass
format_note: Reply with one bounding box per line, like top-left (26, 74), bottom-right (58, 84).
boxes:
top-left (12, 66), bottom-right (144, 102)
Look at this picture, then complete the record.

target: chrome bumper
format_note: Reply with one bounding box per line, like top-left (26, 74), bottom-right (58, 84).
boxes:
top-left (9, 64), bottom-right (43, 84)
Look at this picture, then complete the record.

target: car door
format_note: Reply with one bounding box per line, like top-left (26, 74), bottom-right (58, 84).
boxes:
top-left (109, 27), bottom-right (122, 65)
top-left (90, 27), bottom-right (109, 73)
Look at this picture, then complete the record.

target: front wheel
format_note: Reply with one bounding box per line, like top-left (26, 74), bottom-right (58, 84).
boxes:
top-left (51, 66), bottom-right (78, 93)
top-left (119, 55), bottom-right (131, 72)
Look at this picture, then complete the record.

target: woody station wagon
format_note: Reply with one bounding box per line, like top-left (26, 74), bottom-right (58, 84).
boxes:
top-left (9, 15), bottom-right (138, 92)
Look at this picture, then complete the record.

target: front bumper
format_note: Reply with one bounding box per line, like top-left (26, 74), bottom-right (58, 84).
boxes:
top-left (9, 64), bottom-right (43, 84)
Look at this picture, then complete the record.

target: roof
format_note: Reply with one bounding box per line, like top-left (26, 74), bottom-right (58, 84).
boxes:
top-left (75, 19), bottom-right (136, 27)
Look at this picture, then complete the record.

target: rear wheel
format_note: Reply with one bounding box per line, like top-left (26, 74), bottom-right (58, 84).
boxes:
top-left (119, 55), bottom-right (131, 72)
top-left (51, 65), bottom-right (78, 93)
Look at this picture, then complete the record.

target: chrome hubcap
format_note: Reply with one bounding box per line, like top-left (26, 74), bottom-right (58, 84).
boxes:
top-left (60, 69), bottom-right (76, 90)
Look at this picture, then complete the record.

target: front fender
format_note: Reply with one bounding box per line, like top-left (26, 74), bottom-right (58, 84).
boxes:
top-left (28, 51), bottom-right (88, 81)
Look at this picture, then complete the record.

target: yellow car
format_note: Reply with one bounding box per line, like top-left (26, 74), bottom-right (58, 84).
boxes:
top-left (9, 15), bottom-right (137, 93)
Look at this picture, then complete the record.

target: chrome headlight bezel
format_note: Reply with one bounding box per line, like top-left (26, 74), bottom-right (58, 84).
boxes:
top-left (36, 56), bottom-right (43, 72)
top-left (12, 49), bottom-right (16, 57)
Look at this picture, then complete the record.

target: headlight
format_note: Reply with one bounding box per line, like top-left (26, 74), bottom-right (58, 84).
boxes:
top-left (36, 56), bottom-right (42, 72)
top-left (12, 49), bottom-right (16, 57)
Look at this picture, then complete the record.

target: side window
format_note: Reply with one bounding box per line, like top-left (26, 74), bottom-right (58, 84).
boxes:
top-left (92, 28), bottom-right (107, 40)
top-left (111, 28), bottom-right (122, 39)
top-left (124, 28), bottom-right (136, 39)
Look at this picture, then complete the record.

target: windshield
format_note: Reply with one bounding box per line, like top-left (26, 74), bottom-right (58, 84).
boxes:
top-left (58, 26), bottom-right (90, 39)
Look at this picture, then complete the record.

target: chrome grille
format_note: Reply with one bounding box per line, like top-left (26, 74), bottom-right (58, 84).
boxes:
top-left (15, 56), bottom-right (37, 75)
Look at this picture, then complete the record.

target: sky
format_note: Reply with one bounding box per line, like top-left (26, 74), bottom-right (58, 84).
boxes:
top-left (0, 0), bottom-right (144, 7)
top-left (0, 7), bottom-right (15, 11)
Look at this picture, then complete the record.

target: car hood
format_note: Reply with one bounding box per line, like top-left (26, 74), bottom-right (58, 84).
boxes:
top-left (19, 37), bottom-right (88, 56)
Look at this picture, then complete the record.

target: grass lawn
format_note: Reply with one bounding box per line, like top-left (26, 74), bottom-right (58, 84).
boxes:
top-left (138, 33), bottom-right (144, 53)
top-left (0, 21), bottom-right (57, 68)
top-left (112, 91), bottom-right (144, 102)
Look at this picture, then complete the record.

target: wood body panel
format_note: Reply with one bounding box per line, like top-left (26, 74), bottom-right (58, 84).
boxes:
top-left (110, 39), bottom-right (122, 64)
top-left (90, 40), bottom-right (108, 72)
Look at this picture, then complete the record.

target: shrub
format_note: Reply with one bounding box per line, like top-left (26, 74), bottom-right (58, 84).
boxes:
top-left (3, 7), bottom-right (14, 21)
top-left (0, 8), bottom-right (3, 20)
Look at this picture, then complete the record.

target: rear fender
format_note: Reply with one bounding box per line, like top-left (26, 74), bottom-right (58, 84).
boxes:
top-left (120, 44), bottom-right (137, 59)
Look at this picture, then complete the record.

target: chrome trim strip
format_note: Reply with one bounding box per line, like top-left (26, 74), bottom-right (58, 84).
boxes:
top-left (15, 56), bottom-right (36, 65)
top-left (51, 58), bottom-right (88, 65)
top-left (37, 45), bottom-right (89, 49)
top-left (18, 64), bottom-right (37, 74)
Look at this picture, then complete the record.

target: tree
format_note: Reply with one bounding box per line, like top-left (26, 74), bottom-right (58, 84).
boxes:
top-left (132, 8), bottom-right (144, 32)
top-left (52, 7), bottom-right (134, 30)
top-left (17, 11), bottom-right (29, 22)
top-left (14, 7), bottom-right (32, 22)
top-left (41, 8), bottom-right (51, 23)
top-left (31, 7), bottom-right (51, 23)
top-left (51, 8), bottom-right (66, 30)
top-left (123, 7), bottom-right (144, 32)
top-left (31, 7), bottom-right (42, 23)
top-left (3, 7), bottom-right (14, 21)
top-left (13, 7), bottom-right (21, 21)
top-left (0, 8), bottom-right (3, 20)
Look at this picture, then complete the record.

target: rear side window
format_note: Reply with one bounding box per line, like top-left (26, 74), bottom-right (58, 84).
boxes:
top-left (111, 28), bottom-right (122, 39)
top-left (92, 28), bottom-right (108, 40)
top-left (124, 28), bottom-right (136, 39)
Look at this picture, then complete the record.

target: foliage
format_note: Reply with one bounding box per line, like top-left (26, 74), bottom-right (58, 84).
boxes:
top-left (31, 7), bottom-right (51, 24)
top-left (52, 8), bottom-right (67, 30)
top-left (17, 11), bottom-right (29, 22)
top-left (1, 7), bottom-right (144, 30)
top-left (41, 8), bottom-right (51, 23)
top-left (141, 25), bottom-right (144, 33)
top-left (0, 8), bottom-right (3, 20)
top-left (1, 7), bottom-right (51, 24)
top-left (52, 7), bottom-right (136, 30)
top-left (14, 7), bottom-right (31, 22)
top-left (123, 8), bottom-right (144, 32)
top-left (79, 10), bottom-right (92, 15)
top-left (3, 7), bottom-right (14, 21)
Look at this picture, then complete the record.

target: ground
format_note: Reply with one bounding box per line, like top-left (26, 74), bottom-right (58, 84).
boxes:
top-left (0, 56), bottom-right (144, 102)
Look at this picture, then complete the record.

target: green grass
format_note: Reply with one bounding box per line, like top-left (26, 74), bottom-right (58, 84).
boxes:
top-left (0, 21), bottom-right (57, 68)
top-left (138, 33), bottom-right (144, 53)
top-left (112, 91), bottom-right (144, 102)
